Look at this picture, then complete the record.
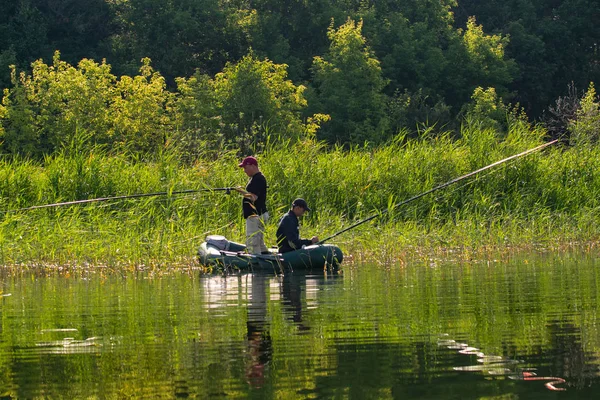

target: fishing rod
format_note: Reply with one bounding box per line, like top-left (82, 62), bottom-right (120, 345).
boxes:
top-left (317, 139), bottom-right (559, 245)
top-left (3, 187), bottom-right (235, 213)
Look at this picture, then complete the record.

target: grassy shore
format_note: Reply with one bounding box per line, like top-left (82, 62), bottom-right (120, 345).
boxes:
top-left (1, 123), bottom-right (599, 271)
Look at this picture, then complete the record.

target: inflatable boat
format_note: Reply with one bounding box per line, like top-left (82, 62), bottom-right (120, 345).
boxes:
top-left (197, 235), bottom-right (343, 272)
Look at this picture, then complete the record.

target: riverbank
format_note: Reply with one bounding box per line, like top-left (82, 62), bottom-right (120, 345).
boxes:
top-left (1, 127), bottom-right (599, 271)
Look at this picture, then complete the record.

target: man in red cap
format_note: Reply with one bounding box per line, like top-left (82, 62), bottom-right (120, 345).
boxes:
top-left (235, 156), bottom-right (269, 254)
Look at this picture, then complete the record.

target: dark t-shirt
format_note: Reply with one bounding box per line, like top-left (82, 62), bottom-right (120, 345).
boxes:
top-left (276, 210), bottom-right (312, 253)
top-left (242, 172), bottom-right (267, 219)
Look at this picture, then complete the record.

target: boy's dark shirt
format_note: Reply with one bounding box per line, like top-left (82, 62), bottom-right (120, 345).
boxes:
top-left (276, 210), bottom-right (312, 253)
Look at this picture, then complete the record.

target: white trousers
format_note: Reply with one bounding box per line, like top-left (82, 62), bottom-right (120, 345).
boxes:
top-left (245, 212), bottom-right (269, 254)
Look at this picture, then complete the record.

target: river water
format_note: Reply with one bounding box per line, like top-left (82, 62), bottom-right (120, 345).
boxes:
top-left (1, 251), bottom-right (599, 398)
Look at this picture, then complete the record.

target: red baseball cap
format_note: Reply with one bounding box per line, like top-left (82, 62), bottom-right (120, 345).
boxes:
top-left (238, 156), bottom-right (258, 167)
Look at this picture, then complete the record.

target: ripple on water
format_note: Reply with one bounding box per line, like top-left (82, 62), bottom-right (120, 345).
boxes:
top-left (0, 256), bottom-right (599, 398)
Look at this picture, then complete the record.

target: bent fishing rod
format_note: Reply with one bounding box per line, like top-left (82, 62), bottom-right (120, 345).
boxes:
top-left (317, 139), bottom-right (558, 245)
top-left (3, 187), bottom-right (236, 213)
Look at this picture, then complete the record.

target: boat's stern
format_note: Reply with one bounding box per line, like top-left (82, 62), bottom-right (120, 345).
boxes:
top-left (281, 244), bottom-right (344, 270)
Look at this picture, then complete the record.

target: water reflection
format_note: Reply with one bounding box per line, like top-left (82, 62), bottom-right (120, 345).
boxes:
top-left (34, 337), bottom-right (101, 355)
top-left (200, 270), bottom-right (335, 391)
top-left (439, 335), bottom-right (567, 391)
top-left (544, 320), bottom-right (599, 391)
top-left (1, 253), bottom-right (600, 398)
top-left (245, 273), bottom-right (272, 388)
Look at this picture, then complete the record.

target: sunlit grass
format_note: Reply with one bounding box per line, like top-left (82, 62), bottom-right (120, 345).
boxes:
top-left (1, 121), bottom-right (600, 271)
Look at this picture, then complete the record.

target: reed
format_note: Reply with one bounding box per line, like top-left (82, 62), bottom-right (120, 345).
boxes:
top-left (1, 122), bottom-right (599, 270)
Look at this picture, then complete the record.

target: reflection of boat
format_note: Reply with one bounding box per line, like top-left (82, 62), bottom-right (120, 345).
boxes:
top-left (197, 235), bottom-right (343, 272)
top-left (33, 337), bottom-right (101, 354)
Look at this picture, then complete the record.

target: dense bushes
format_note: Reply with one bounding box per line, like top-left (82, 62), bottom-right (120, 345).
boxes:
top-left (0, 54), bottom-right (173, 157)
top-left (0, 52), bottom-right (323, 158)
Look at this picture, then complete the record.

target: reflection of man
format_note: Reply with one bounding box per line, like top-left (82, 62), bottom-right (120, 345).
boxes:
top-left (282, 272), bottom-right (307, 329)
top-left (276, 198), bottom-right (318, 253)
top-left (245, 274), bottom-right (272, 388)
top-left (236, 156), bottom-right (269, 254)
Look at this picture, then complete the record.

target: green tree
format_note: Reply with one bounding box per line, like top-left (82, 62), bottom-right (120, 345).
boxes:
top-left (175, 53), bottom-right (324, 156)
top-left (0, 53), bottom-right (174, 157)
top-left (357, 0), bottom-right (457, 97)
top-left (460, 17), bottom-right (517, 99)
top-left (214, 53), bottom-right (312, 151)
top-left (462, 87), bottom-right (507, 132)
top-left (569, 82), bottom-right (600, 146)
top-left (234, 0), bottom-right (349, 82)
top-left (455, 0), bottom-right (600, 118)
top-left (107, 0), bottom-right (244, 84)
top-left (0, 52), bottom-right (112, 156)
top-left (0, 0), bottom-right (114, 90)
top-left (33, 0), bottom-right (114, 63)
top-left (309, 18), bottom-right (389, 144)
top-left (172, 73), bottom-right (222, 160)
top-left (0, 1), bottom-right (49, 90)
top-left (355, 1), bottom-right (515, 133)
top-left (109, 59), bottom-right (175, 154)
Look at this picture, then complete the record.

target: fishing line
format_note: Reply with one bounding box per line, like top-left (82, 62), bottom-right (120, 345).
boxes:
top-left (425, 157), bottom-right (523, 207)
top-left (364, 164), bottom-right (510, 230)
top-left (2, 187), bottom-right (235, 214)
top-left (317, 140), bottom-right (558, 244)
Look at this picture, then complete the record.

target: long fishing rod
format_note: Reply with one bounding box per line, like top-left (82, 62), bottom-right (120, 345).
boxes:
top-left (3, 187), bottom-right (235, 213)
top-left (317, 139), bottom-right (558, 245)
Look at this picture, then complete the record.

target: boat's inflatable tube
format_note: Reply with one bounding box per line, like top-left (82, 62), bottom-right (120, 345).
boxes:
top-left (197, 235), bottom-right (343, 271)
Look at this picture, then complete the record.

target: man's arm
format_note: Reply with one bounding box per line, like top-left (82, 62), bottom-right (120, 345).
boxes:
top-left (234, 187), bottom-right (257, 201)
top-left (235, 175), bottom-right (265, 202)
top-left (280, 217), bottom-right (311, 250)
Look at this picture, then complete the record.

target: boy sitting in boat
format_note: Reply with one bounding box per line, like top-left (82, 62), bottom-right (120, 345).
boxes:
top-left (276, 198), bottom-right (319, 253)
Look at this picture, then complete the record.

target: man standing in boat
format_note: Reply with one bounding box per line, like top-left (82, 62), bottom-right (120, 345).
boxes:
top-left (276, 198), bottom-right (319, 253)
top-left (236, 156), bottom-right (269, 254)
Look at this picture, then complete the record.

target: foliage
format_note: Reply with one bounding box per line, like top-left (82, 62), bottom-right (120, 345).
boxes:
top-left (455, 0), bottom-right (600, 118)
top-left (212, 53), bottom-right (314, 153)
top-left (1, 0), bottom-right (598, 133)
top-left (0, 52), bottom-right (174, 157)
top-left (387, 89), bottom-right (452, 136)
top-left (109, 58), bottom-right (174, 154)
top-left (235, 0), bottom-right (341, 82)
top-left (106, 0), bottom-right (243, 82)
top-left (460, 17), bottom-right (516, 97)
top-left (2, 120), bottom-right (599, 268)
top-left (568, 82), bottom-right (600, 147)
top-left (309, 18), bottom-right (389, 144)
top-left (358, 1), bottom-right (452, 99)
top-left (0, 52), bottom-right (327, 159)
top-left (356, 2), bottom-right (517, 123)
top-left (0, 0), bottom-right (114, 89)
top-left (172, 73), bottom-right (224, 161)
top-left (462, 87), bottom-right (507, 132)
top-left (174, 53), bottom-right (326, 158)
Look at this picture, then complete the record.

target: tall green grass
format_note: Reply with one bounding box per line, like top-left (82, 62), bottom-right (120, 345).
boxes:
top-left (1, 121), bottom-right (599, 270)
